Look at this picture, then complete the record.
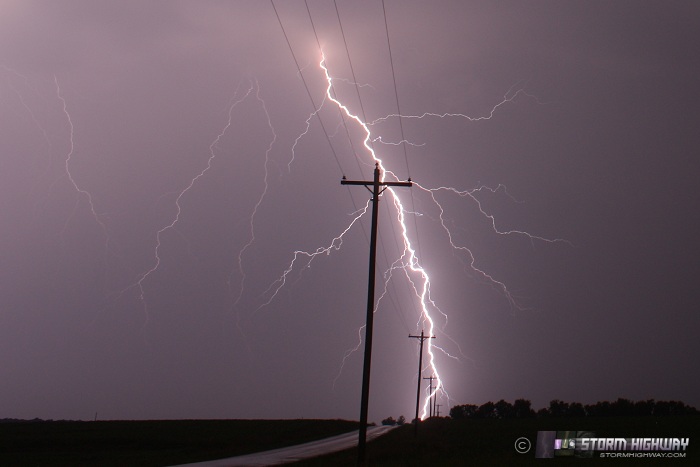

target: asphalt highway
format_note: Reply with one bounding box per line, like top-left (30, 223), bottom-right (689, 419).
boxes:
top-left (174, 425), bottom-right (396, 466)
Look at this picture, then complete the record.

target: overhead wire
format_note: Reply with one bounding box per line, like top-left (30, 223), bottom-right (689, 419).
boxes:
top-left (302, 0), bottom-right (371, 275)
top-left (271, 0), bottom-right (417, 333)
top-left (304, 0), bottom-right (366, 183)
top-left (269, 0), bottom-right (345, 176)
top-left (381, 0), bottom-right (410, 179)
top-left (332, 0), bottom-right (418, 329)
top-left (381, 0), bottom-right (425, 278)
top-left (332, 0), bottom-right (375, 159)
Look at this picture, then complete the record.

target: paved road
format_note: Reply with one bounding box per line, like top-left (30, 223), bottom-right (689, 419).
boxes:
top-left (174, 425), bottom-right (396, 466)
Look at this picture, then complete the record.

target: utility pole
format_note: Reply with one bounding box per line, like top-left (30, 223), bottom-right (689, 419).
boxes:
top-left (434, 384), bottom-right (438, 417)
top-left (341, 162), bottom-right (412, 465)
top-left (436, 404), bottom-right (442, 417)
top-left (409, 330), bottom-right (435, 436)
top-left (423, 375), bottom-right (436, 417)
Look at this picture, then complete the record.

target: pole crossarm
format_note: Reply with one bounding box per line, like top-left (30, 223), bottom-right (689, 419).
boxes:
top-left (341, 163), bottom-right (412, 194)
top-left (409, 330), bottom-right (435, 435)
top-left (342, 162), bottom-right (412, 466)
top-left (423, 375), bottom-right (436, 417)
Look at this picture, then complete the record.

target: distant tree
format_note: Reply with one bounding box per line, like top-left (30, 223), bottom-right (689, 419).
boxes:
top-left (610, 398), bottom-right (634, 417)
top-left (397, 415), bottom-right (406, 425)
top-left (654, 400), bottom-right (694, 416)
top-left (513, 399), bottom-right (535, 418)
top-left (633, 399), bottom-right (656, 416)
top-left (654, 401), bottom-right (672, 416)
top-left (585, 400), bottom-right (611, 417)
top-left (476, 401), bottom-right (496, 419)
top-left (450, 404), bottom-right (477, 420)
top-left (494, 399), bottom-right (515, 419)
top-left (549, 400), bottom-right (570, 417)
top-left (567, 402), bottom-right (586, 417)
top-left (449, 398), bottom-right (697, 420)
top-left (381, 416), bottom-right (396, 426)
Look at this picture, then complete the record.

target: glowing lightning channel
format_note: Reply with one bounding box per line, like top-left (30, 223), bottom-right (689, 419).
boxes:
top-left (315, 55), bottom-right (448, 419)
top-left (2, 66), bottom-right (59, 220)
top-left (269, 53), bottom-right (567, 419)
top-left (124, 80), bottom-right (255, 324)
top-left (54, 76), bottom-right (110, 245)
top-left (319, 55), bottom-right (570, 419)
top-left (2, 67), bottom-right (53, 169)
top-left (367, 81), bottom-right (542, 127)
top-left (288, 94), bottom-right (327, 172)
top-left (232, 80), bottom-right (276, 309)
top-left (258, 201), bottom-right (370, 311)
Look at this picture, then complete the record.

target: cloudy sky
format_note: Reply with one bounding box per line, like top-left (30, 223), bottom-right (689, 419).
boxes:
top-left (1, 0), bottom-right (699, 422)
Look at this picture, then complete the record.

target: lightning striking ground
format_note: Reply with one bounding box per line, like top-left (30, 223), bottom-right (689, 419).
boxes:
top-left (317, 54), bottom-right (459, 419)
top-left (264, 52), bottom-right (568, 419)
top-left (19, 14), bottom-right (565, 422)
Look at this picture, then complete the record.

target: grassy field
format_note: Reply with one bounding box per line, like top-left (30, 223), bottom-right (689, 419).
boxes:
top-left (1, 416), bottom-right (698, 466)
top-left (0, 419), bottom-right (359, 466)
top-left (294, 415), bottom-right (700, 466)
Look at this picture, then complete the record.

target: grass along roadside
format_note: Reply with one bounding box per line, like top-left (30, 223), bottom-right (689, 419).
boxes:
top-left (0, 418), bottom-right (359, 466)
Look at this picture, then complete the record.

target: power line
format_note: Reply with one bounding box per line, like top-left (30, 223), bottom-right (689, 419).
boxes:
top-left (269, 0), bottom-right (344, 176)
top-left (329, 1), bottom-right (421, 324)
top-left (381, 0), bottom-right (424, 264)
top-left (381, 0), bottom-right (410, 179)
top-left (302, 1), bottom-right (412, 332)
top-left (423, 375), bottom-right (436, 417)
top-left (333, 0), bottom-right (374, 157)
top-left (342, 163), bottom-right (412, 465)
top-left (273, 0), bottom-right (413, 333)
top-left (409, 330), bottom-right (435, 436)
top-left (304, 0), bottom-right (364, 181)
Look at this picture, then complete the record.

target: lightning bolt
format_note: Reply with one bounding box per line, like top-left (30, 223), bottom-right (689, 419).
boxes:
top-left (367, 81), bottom-right (541, 126)
top-left (267, 53), bottom-right (568, 420)
top-left (54, 76), bottom-right (109, 239)
top-left (122, 80), bottom-right (255, 324)
top-left (1, 66), bottom-right (57, 220)
top-left (287, 95), bottom-right (327, 172)
top-left (259, 201), bottom-right (370, 311)
top-left (1, 67), bottom-right (52, 170)
top-left (314, 55), bottom-right (455, 419)
top-left (231, 79), bottom-right (277, 335)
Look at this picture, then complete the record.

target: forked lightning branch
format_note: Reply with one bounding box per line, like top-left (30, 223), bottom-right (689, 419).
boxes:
top-left (264, 48), bottom-right (568, 422)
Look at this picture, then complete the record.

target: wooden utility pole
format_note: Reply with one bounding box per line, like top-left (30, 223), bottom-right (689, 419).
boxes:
top-left (341, 162), bottom-right (412, 465)
top-left (423, 375), bottom-right (436, 417)
top-left (409, 330), bottom-right (435, 436)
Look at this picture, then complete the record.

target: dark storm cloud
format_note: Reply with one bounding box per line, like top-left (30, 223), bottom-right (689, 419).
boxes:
top-left (1, 1), bottom-right (699, 422)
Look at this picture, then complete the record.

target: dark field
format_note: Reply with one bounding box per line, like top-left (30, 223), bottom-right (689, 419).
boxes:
top-left (0, 419), bottom-right (358, 466)
top-left (1, 416), bottom-right (699, 466)
top-left (295, 415), bottom-right (700, 466)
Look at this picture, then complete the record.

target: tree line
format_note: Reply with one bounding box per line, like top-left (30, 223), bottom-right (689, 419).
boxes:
top-left (449, 398), bottom-right (698, 419)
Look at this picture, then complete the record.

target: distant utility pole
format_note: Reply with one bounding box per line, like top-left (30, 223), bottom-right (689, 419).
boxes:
top-left (423, 375), bottom-right (436, 417)
top-left (434, 385), bottom-right (438, 417)
top-left (436, 404), bottom-right (442, 417)
top-left (409, 330), bottom-right (435, 436)
top-left (341, 162), bottom-right (412, 465)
